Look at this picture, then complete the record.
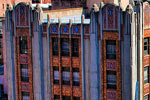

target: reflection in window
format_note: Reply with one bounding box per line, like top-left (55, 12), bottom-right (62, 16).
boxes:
top-left (22, 92), bottom-right (30, 100)
top-left (61, 38), bottom-right (69, 56)
top-left (52, 38), bottom-right (58, 56)
top-left (19, 36), bottom-right (28, 54)
top-left (144, 66), bottom-right (149, 84)
top-left (21, 64), bottom-right (29, 82)
top-left (53, 67), bottom-right (59, 85)
top-left (73, 68), bottom-right (79, 86)
top-left (144, 38), bottom-right (149, 55)
top-left (62, 67), bottom-right (70, 85)
top-left (72, 39), bottom-right (79, 57)
top-left (107, 71), bottom-right (116, 89)
top-left (106, 40), bottom-right (116, 59)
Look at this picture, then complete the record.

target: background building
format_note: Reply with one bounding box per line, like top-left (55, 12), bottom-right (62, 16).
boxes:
top-left (4, 0), bottom-right (150, 100)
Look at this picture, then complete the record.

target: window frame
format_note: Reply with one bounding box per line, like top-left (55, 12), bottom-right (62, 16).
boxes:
top-left (53, 67), bottom-right (59, 85)
top-left (72, 39), bottom-right (79, 57)
top-left (72, 68), bottom-right (80, 86)
top-left (106, 40), bottom-right (116, 60)
top-left (62, 67), bottom-right (70, 85)
top-left (107, 70), bottom-right (116, 90)
top-left (21, 92), bottom-right (30, 100)
top-left (52, 37), bottom-right (58, 56)
top-left (54, 95), bottom-right (60, 100)
top-left (61, 38), bottom-right (69, 57)
top-left (144, 66), bottom-right (149, 84)
top-left (144, 38), bottom-right (149, 55)
top-left (20, 64), bottom-right (29, 82)
top-left (19, 36), bottom-right (28, 54)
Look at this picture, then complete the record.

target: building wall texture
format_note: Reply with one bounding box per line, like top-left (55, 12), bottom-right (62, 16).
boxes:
top-left (4, 1), bottom-right (150, 100)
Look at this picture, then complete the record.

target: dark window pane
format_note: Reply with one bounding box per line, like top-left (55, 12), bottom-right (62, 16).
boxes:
top-left (144, 66), bottom-right (149, 84)
top-left (144, 95), bottom-right (149, 100)
top-left (21, 64), bottom-right (29, 82)
top-left (73, 68), bottom-right (79, 86)
top-left (0, 66), bottom-right (4, 75)
top-left (62, 96), bottom-right (71, 100)
top-left (107, 71), bottom-right (116, 89)
top-left (22, 92), bottom-right (30, 100)
top-left (106, 40), bottom-right (116, 59)
top-left (72, 39), bottom-right (79, 57)
top-left (54, 95), bottom-right (60, 100)
top-left (73, 97), bottom-right (80, 100)
top-left (61, 38), bottom-right (69, 56)
top-left (19, 36), bottom-right (28, 54)
top-left (62, 67), bottom-right (70, 85)
top-left (52, 38), bottom-right (58, 56)
top-left (144, 38), bottom-right (149, 55)
top-left (53, 67), bottom-right (59, 85)
top-left (0, 85), bottom-right (3, 98)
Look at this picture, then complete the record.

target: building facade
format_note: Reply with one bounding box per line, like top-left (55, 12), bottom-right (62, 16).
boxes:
top-left (5, 0), bottom-right (150, 100)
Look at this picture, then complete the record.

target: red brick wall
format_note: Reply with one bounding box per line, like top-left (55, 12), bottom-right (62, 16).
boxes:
top-left (15, 28), bottom-right (33, 100)
top-left (101, 32), bottom-right (121, 100)
top-left (50, 35), bottom-right (82, 100)
top-left (143, 29), bottom-right (150, 99)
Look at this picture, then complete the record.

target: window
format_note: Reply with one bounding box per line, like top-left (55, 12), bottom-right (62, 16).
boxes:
top-left (32, 0), bottom-right (40, 3)
top-left (61, 38), bottom-right (69, 56)
top-left (144, 66), bottom-right (149, 84)
top-left (144, 38), bottom-right (149, 55)
top-left (0, 38), bottom-right (2, 48)
top-left (0, 66), bottom-right (4, 75)
top-left (21, 64), bottom-right (29, 82)
top-left (144, 94), bottom-right (149, 100)
top-left (62, 67), bottom-right (70, 85)
top-left (62, 96), bottom-right (71, 100)
top-left (53, 67), bottom-right (59, 85)
top-left (73, 68), bottom-right (79, 86)
top-left (73, 97), bottom-right (80, 100)
top-left (72, 39), bottom-right (79, 57)
top-left (22, 92), bottom-right (30, 100)
top-left (106, 40), bottom-right (116, 59)
top-left (2, 4), bottom-right (4, 9)
top-left (19, 36), bottom-right (28, 54)
top-left (52, 37), bottom-right (58, 56)
top-left (107, 71), bottom-right (116, 89)
top-left (0, 85), bottom-right (3, 98)
top-left (54, 95), bottom-right (60, 100)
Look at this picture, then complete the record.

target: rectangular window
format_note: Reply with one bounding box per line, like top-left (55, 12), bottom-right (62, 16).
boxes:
top-left (144, 94), bottom-right (149, 100)
top-left (62, 96), bottom-right (71, 100)
top-left (73, 97), bottom-right (80, 100)
top-left (72, 39), bottom-right (79, 57)
top-left (22, 92), bottom-right (30, 100)
top-left (144, 66), bottom-right (149, 84)
top-left (21, 64), bottom-right (29, 82)
top-left (144, 38), bottom-right (149, 55)
top-left (61, 38), bottom-right (69, 56)
top-left (107, 71), bottom-right (116, 89)
top-left (19, 36), bottom-right (28, 54)
top-left (0, 66), bottom-right (4, 75)
top-left (62, 67), bottom-right (70, 85)
top-left (53, 67), bottom-right (59, 85)
top-left (0, 85), bottom-right (3, 98)
top-left (73, 68), bottom-right (79, 86)
top-left (54, 95), bottom-right (60, 100)
top-left (106, 40), bottom-right (116, 59)
top-left (52, 37), bottom-right (58, 56)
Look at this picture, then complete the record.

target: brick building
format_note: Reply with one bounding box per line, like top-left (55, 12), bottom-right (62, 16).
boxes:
top-left (5, 0), bottom-right (150, 100)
